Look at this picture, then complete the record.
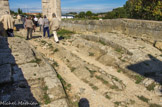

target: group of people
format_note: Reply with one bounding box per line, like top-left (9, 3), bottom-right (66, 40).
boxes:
top-left (24, 13), bottom-right (60, 43)
top-left (0, 11), bottom-right (60, 43)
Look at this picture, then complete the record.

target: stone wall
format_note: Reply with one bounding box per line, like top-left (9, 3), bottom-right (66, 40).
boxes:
top-left (0, 0), bottom-right (10, 17)
top-left (61, 19), bottom-right (162, 41)
top-left (0, 0), bottom-right (10, 36)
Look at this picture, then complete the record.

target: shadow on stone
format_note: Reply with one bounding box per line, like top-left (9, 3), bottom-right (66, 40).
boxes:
top-left (58, 36), bottom-right (65, 40)
top-left (14, 23), bottom-right (24, 31)
top-left (0, 37), bottom-right (40, 107)
top-left (127, 54), bottom-right (162, 85)
top-left (32, 36), bottom-right (42, 39)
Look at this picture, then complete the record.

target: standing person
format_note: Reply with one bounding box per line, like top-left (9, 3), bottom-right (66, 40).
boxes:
top-left (17, 14), bottom-right (21, 22)
top-left (32, 16), bottom-right (36, 32)
top-left (34, 16), bottom-right (38, 27)
top-left (0, 11), bottom-right (15, 37)
top-left (21, 15), bottom-right (26, 28)
top-left (42, 15), bottom-right (50, 38)
top-left (38, 17), bottom-right (43, 32)
top-left (50, 13), bottom-right (60, 43)
top-left (24, 16), bottom-right (34, 40)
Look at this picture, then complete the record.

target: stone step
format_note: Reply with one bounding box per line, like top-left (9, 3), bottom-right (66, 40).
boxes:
top-left (81, 33), bottom-right (162, 62)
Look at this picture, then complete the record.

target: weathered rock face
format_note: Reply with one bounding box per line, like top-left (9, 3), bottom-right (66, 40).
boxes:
top-left (0, 37), bottom-right (68, 106)
top-left (61, 19), bottom-right (162, 41)
top-left (155, 41), bottom-right (162, 51)
top-left (42, 0), bottom-right (61, 19)
top-left (0, 0), bottom-right (10, 16)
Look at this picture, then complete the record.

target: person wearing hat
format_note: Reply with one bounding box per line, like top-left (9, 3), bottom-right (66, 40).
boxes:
top-left (49, 13), bottom-right (60, 43)
top-left (0, 11), bottom-right (15, 37)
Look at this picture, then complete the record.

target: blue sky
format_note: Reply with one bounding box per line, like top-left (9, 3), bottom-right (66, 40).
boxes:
top-left (10, 0), bottom-right (127, 13)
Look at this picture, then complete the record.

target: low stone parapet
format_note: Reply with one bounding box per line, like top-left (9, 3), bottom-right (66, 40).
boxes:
top-left (61, 19), bottom-right (162, 41)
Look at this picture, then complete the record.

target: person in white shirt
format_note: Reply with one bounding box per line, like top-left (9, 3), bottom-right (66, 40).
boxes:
top-left (50, 13), bottom-right (60, 43)
top-left (34, 16), bottom-right (38, 27)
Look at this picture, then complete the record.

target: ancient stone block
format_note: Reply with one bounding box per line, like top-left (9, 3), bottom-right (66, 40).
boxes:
top-left (155, 41), bottom-right (162, 50)
top-left (44, 77), bottom-right (66, 101)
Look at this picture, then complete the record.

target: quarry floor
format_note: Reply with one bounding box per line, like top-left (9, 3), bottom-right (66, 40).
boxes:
top-left (3, 27), bottom-right (162, 107)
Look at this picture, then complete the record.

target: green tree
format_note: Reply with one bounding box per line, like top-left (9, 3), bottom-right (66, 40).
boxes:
top-left (10, 10), bottom-right (18, 16)
top-left (124, 0), bottom-right (162, 20)
top-left (18, 8), bottom-right (23, 14)
top-left (10, 10), bottom-right (15, 15)
top-left (78, 11), bottom-right (86, 18)
top-left (86, 11), bottom-right (93, 18)
top-left (104, 7), bottom-right (128, 19)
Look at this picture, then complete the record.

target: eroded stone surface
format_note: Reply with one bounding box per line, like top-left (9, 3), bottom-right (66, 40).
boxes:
top-left (44, 77), bottom-right (66, 101)
top-left (4, 20), bottom-right (162, 106)
top-left (0, 37), bottom-right (68, 106)
top-left (155, 41), bottom-right (162, 50)
top-left (43, 98), bottom-right (68, 107)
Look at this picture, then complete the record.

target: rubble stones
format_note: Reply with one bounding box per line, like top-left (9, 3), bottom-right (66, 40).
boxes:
top-left (155, 41), bottom-right (162, 50)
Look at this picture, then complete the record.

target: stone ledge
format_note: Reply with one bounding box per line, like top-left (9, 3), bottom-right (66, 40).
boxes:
top-left (44, 77), bottom-right (66, 101)
top-left (61, 19), bottom-right (162, 41)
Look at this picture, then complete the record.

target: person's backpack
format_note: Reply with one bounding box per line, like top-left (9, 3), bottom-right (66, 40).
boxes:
top-left (7, 30), bottom-right (14, 37)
